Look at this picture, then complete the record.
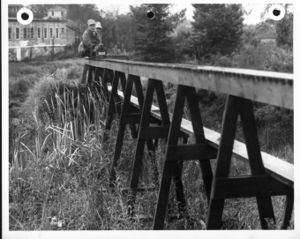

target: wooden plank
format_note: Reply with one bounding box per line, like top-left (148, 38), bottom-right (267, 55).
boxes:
top-left (138, 126), bottom-right (169, 139)
top-left (181, 119), bottom-right (294, 185)
top-left (167, 144), bottom-right (217, 161)
top-left (120, 113), bottom-right (141, 124)
top-left (81, 58), bottom-right (293, 109)
top-left (128, 78), bottom-right (158, 213)
top-left (213, 175), bottom-right (291, 199)
top-left (108, 84), bottom-right (294, 186)
top-left (154, 85), bottom-right (187, 230)
top-left (207, 95), bottom-right (240, 229)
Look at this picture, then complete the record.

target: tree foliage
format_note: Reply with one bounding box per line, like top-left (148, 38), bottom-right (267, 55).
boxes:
top-left (171, 20), bottom-right (194, 61)
top-left (29, 5), bottom-right (49, 18)
top-left (67, 4), bottom-right (101, 36)
top-left (130, 4), bottom-right (185, 62)
top-left (260, 4), bottom-right (293, 50)
top-left (276, 12), bottom-right (293, 49)
top-left (101, 13), bottom-right (135, 52)
top-left (191, 4), bottom-right (244, 60)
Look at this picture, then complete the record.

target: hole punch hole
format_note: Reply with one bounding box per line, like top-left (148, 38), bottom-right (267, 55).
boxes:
top-left (21, 12), bottom-right (29, 21)
top-left (269, 4), bottom-right (285, 21)
top-left (147, 10), bottom-right (155, 20)
top-left (17, 7), bottom-right (33, 25)
top-left (273, 9), bottom-right (280, 17)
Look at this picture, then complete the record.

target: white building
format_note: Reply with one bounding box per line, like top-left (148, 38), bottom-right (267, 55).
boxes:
top-left (9, 5), bottom-right (76, 61)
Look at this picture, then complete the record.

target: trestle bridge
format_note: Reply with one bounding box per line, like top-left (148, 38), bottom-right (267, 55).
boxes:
top-left (80, 57), bottom-right (293, 229)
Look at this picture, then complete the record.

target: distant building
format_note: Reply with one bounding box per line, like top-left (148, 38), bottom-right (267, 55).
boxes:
top-left (8, 5), bottom-right (75, 61)
top-left (45, 6), bottom-right (67, 20)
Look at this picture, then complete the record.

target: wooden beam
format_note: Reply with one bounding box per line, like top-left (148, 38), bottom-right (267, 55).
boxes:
top-left (81, 58), bottom-right (293, 109)
top-left (181, 118), bottom-right (294, 186)
top-left (167, 144), bottom-right (217, 161)
top-left (213, 175), bottom-right (292, 199)
top-left (111, 88), bottom-right (294, 186)
top-left (138, 126), bottom-right (169, 139)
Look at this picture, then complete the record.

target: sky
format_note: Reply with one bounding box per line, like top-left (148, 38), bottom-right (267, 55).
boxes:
top-left (96, 3), bottom-right (270, 25)
top-left (5, 0), bottom-right (288, 25)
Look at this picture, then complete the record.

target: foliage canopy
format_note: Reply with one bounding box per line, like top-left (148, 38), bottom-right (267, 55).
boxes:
top-left (191, 4), bottom-right (244, 60)
top-left (130, 4), bottom-right (185, 62)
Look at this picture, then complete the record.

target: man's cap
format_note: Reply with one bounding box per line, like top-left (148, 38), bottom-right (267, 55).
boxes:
top-left (95, 22), bottom-right (102, 29)
top-left (87, 19), bottom-right (96, 26)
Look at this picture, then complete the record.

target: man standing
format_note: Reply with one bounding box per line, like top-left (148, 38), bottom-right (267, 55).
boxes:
top-left (79, 19), bottom-right (100, 57)
top-left (95, 21), bottom-right (103, 44)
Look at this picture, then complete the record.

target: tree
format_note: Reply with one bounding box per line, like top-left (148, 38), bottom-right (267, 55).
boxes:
top-left (67, 5), bottom-right (101, 36)
top-left (191, 4), bottom-right (244, 60)
top-left (130, 4), bottom-right (185, 62)
top-left (260, 4), bottom-right (293, 50)
top-left (100, 13), bottom-right (135, 52)
top-left (171, 20), bottom-right (194, 61)
top-left (29, 5), bottom-right (49, 18)
top-left (115, 14), bottom-right (136, 52)
top-left (276, 11), bottom-right (293, 49)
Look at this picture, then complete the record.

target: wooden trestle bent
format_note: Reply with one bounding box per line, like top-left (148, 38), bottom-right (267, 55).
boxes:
top-left (80, 58), bottom-right (294, 230)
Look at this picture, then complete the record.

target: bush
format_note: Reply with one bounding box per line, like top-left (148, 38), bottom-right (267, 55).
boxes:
top-left (233, 43), bottom-right (293, 72)
top-left (204, 42), bottom-right (293, 73)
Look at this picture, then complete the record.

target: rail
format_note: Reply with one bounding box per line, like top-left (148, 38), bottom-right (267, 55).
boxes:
top-left (80, 57), bottom-right (294, 230)
top-left (81, 58), bottom-right (293, 109)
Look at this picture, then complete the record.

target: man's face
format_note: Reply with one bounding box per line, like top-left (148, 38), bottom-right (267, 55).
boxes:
top-left (89, 24), bottom-right (96, 32)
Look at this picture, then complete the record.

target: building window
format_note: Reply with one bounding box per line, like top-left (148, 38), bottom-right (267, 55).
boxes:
top-left (52, 11), bottom-right (54, 16)
top-left (44, 28), bottom-right (47, 38)
top-left (16, 28), bottom-right (19, 39)
top-left (50, 28), bottom-right (53, 38)
top-left (38, 28), bottom-right (41, 38)
top-left (23, 28), bottom-right (27, 39)
top-left (31, 27), bottom-right (34, 38)
top-left (61, 27), bottom-right (64, 33)
top-left (56, 28), bottom-right (59, 38)
top-left (9, 28), bottom-right (12, 40)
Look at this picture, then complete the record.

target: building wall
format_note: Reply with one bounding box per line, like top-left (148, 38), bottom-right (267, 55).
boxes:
top-left (9, 20), bottom-right (75, 47)
top-left (8, 5), bottom-right (75, 61)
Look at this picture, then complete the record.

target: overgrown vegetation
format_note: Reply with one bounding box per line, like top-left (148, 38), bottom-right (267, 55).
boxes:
top-left (9, 56), bottom-right (293, 230)
top-left (9, 3), bottom-right (293, 231)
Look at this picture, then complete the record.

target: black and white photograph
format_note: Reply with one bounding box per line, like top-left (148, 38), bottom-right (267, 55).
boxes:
top-left (2, 0), bottom-right (298, 238)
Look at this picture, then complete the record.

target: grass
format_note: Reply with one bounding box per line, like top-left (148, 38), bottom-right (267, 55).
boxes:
top-left (8, 57), bottom-right (294, 230)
